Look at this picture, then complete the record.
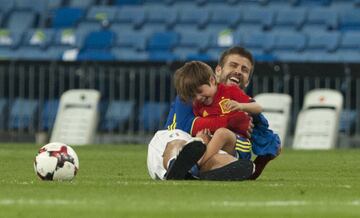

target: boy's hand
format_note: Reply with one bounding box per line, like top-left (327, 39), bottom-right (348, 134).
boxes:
top-left (195, 129), bottom-right (212, 145)
top-left (227, 112), bottom-right (253, 138)
top-left (225, 100), bottom-right (245, 111)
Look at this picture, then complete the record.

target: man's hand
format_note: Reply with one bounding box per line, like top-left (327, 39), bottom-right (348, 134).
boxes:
top-left (227, 112), bottom-right (253, 138)
top-left (195, 129), bottom-right (212, 145)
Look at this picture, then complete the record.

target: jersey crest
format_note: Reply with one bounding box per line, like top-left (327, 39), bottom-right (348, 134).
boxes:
top-left (219, 98), bottom-right (231, 114)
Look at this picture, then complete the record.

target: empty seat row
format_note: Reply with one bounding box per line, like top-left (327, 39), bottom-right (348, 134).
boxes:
top-left (0, 98), bottom-right (169, 132)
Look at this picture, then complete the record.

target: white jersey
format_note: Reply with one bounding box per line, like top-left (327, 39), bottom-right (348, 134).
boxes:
top-left (147, 129), bottom-right (193, 180)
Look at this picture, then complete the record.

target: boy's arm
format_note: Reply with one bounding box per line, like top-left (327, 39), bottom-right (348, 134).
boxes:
top-left (226, 101), bottom-right (263, 115)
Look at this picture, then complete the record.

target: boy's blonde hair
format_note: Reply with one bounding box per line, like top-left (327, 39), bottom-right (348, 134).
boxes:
top-left (174, 61), bottom-right (215, 102)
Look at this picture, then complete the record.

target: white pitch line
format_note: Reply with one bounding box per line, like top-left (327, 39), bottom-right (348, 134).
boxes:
top-left (211, 200), bottom-right (360, 207)
top-left (0, 199), bottom-right (90, 206)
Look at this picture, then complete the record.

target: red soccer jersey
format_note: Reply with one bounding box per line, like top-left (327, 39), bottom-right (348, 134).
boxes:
top-left (193, 83), bottom-right (251, 118)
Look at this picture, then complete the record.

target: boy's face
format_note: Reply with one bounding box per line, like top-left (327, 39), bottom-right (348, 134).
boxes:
top-left (194, 77), bottom-right (217, 106)
top-left (215, 54), bottom-right (253, 89)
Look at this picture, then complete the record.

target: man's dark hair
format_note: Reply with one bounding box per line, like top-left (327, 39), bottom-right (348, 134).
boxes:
top-left (218, 46), bottom-right (255, 73)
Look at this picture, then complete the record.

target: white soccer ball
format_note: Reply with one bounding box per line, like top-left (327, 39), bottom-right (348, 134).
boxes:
top-left (34, 142), bottom-right (79, 181)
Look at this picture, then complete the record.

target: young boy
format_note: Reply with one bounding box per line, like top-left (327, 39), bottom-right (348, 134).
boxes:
top-left (174, 61), bottom-right (263, 165)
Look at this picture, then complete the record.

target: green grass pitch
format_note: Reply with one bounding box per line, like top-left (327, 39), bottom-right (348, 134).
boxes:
top-left (0, 143), bottom-right (360, 218)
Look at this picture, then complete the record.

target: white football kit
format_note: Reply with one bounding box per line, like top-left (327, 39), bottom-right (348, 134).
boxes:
top-left (147, 129), bottom-right (193, 180)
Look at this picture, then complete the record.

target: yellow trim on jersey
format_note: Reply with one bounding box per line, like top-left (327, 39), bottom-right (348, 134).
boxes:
top-left (168, 113), bottom-right (177, 130)
top-left (235, 147), bottom-right (251, 152)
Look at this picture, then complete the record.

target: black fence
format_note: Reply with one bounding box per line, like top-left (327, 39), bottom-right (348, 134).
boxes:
top-left (0, 60), bottom-right (359, 145)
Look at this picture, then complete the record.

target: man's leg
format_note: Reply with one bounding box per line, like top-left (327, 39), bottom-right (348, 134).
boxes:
top-left (163, 139), bottom-right (206, 180)
top-left (199, 153), bottom-right (254, 181)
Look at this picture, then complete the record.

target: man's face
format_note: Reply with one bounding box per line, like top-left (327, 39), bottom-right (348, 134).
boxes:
top-left (216, 54), bottom-right (253, 89)
top-left (193, 77), bottom-right (217, 106)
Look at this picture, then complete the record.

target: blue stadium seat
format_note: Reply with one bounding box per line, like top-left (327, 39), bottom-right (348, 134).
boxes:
top-left (149, 51), bottom-right (179, 61)
top-left (338, 51), bottom-right (360, 63)
top-left (178, 30), bottom-right (211, 52)
top-left (143, 0), bottom-right (175, 5)
top-left (0, 29), bottom-right (23, 49)
top-left (8, 98), bottom-right (38, 130)
top-left (73, 22), bottom-right (102, 47)
top-left (0, 48), bottom-right (19, 60)
top-left (115, 6), bottom-right (146, 29)
top-left (339, 109), bottom-right (357, 134)
top-left (52, 7), bottom-right (85, 28)
top-left (0, 0), bottom-right (15, 15)
top-left (144, 5), bottom-right (178, 29)
top-left (272, 31), bottom-right (306, 52)
top-left (304, 8), bottom-right (338, 32)
top-left (6, 10), bottom-right (37, 33)
top-left (207, 6), bottom-right (241, 29)
top-left (339, 9), bottom-right (360, 31)
top-left (147, 31), bottom-right (179, 51)
top-left (306, 31), bottom-right (341, 52)
top-left (100, 100), bottom-right (135, 131)
top-left (241, 7), bottom-right (275, 31)
top-left (86, 6), bottom-right (117, 24)
top-left (338, 32), bottom-right (360, 52)
top-left (77, 49), bottom-right (116, 61)
top-left (139, 102), bottom-right (168, 132)
top-left (112, 48), bottom-right (149, 61)
top-left (272, 7), bottom-right (306, 31)
top-left (82, 30), bottom-right (116, 50)
top-left (23, 29), bottom-right (55, 49)
top-left (266, 0), bottom-right (298, 6)
top-left (177, 7), bottom-right (210, 29)
top-left (110, 23), bottom-right (135, 35)
top-left (15, 47), bottom-right (60, 60)
top-left (69, 0), bottom-right (96, 9)
top-left (116, 31), bottom-right (147, 51)
top-left (0, 98), bottom-right (7, 130)
top-left (40, 99), bottom-right (59, 131)
top-left (297, 0), bottom-right (331, 6)
top-left (240, 31), bottom-right (274, 54)
top-left (115, 0), bottom-right (143, 6)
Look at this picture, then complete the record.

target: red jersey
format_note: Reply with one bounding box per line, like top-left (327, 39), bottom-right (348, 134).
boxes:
top-left (193, 83), bottom-right (250, 118)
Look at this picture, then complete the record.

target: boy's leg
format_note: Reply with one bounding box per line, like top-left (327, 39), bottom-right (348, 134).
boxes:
top-left (198, 128), bottom-right (237, 166)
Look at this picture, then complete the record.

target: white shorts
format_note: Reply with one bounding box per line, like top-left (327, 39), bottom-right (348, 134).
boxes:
top-left (147, 129), bottom-right (193, 180)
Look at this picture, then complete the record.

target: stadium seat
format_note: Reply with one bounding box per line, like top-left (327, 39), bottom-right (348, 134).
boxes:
top-left (207, 6), bottom-right (242, 29)
top-left (0, 0), bottom-right (15, 15)
top-left (40, 99), bottom-right (60, 131)
top-left (254, 93), bottom-right (292, 145)
top-left (144, 5), bottom-right (178, 29)
top-left (271, 31), bottom-right (306, 52)
top-left (176, 7), bottom-right (210, 29)
top-left (100, 100), bottom-right (135, 131)
top-left (115, 31), bottom-right (147, 51)
top-left (338, 9), bottom-right (360, 31)
top-left (50, 89), bottom-right (100, 145)
top-left (272, 7), bottom-right (306, 31)
top-left (139, 102), bottom-right (168, 132)
top-left (115, 0), bottom-right (143, 6)
top-left (77, 49), bottom-right (116, 61)
top-left (148, 51), bottom-right (179, 61)
top-left (82, 30), bottom-right (116, 50)
top-left (303, 8), bottom-right (338, 32)
top-left (6, 10), bottom-right (37, 33)
top-left (8, 98), bottom-right (39, 131)
top-left (241, 7), bottom-right (275, 31)
top-left (69, 0), bottom-right (96, 9)
top-left (240, 31), bottom-right (274, 54)
top-left (266, 0), bottom-right (299, 6)
top-left (339, 109), bottom-right (357, 134)
top-left (86, 6), bottom-right (117, 24)
top-left (297, 0), bottom-right (331, 6)
top-left (115, 6), bottom-right (146, 29)
top-left (23, 29), bottom-right (55, 49)
top-left (147, 31), bottom-right (179, 51)
top-left (0, 29), bottom-right (23, 48)
top-left (52, 7), bottom-right (85, 28)
top-left (338, 32), bottom-right (360, 52)
top-left (112, 48), bottom-right (149, 61)
top-left (293, 89), bottom-right (343, 149)
top-left (178, 30), bottom-right (211, 52)
top-left (0, 98), bottom-right (7, 130)
top-left (306, 31), bottom-right (341, 52)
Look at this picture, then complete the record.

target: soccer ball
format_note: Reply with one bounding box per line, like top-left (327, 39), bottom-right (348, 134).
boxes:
top-left (34, 142), bottom-right (79, 181)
